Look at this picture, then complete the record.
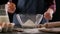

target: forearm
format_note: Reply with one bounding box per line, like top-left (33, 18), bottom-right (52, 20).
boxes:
top-left (48, 0), bottom-right (56, 13)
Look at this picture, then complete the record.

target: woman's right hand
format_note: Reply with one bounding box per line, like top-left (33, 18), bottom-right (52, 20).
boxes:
top-left (5, 2), bottom-right (16, 13)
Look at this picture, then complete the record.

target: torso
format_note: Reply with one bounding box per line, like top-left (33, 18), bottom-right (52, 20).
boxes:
top-left (13, 0), bottom-right (53, 14)
top-left (16, 0), bottom-right (44, 14)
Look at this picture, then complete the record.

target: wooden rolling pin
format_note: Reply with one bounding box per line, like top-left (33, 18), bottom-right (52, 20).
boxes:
top-left (43, 22), bottom-right (60, 28)
top-left (37, 22), bottom-right (60, 28)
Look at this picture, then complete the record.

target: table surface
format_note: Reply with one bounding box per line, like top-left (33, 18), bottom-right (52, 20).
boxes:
top-left (0, 32), bottom-right (57, 34)
top-left (0, 28), bottom-right (59, 34)
top-left (0, 21), bottom-right (60, 34)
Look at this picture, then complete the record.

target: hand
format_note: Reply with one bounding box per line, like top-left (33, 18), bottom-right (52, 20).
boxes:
top-left (0, 22), bottom-right (15, 28)
top-left (44, 8), bottom-right (54, 20)
top-left (0, 22), bottom-right (15, 32)
top-left (5, 2), bottom-right (16, 13)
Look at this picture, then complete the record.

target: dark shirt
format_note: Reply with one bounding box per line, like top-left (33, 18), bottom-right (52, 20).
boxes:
top-left (0, 0), bottom-right (56, 14)
top-left (16, 0), bottom-right (44, 14)
top-left (12, 0), bottom-right (56, 14)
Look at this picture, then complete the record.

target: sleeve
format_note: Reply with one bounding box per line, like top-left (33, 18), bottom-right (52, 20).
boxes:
top-left (49, 0), bottom-right (56, 12)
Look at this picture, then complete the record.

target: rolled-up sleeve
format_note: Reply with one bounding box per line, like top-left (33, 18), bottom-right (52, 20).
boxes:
top-left (49, 0), bottom-right (56, 12)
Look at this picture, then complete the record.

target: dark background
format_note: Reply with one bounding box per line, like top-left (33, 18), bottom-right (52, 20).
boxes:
top-left (50, 0), bottom-right (60, 22)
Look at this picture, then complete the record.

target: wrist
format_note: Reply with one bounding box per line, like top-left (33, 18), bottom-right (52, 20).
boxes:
top-left (47, 8), bottom-right (54, 15)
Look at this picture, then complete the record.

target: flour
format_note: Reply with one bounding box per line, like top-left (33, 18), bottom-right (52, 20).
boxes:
top-left (22, 19), bottom-right (35, 27)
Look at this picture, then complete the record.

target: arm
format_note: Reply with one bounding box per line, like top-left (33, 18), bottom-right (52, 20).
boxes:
top-left (44, 0), bottom-right (56, 20)
top-left (47, 0), bottom-right (56, 14)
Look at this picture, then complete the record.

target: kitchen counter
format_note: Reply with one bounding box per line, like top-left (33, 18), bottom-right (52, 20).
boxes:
top-left (0, 22), bottom-right (60, 34)
top-left (0, 28), bottom-right (58, 34)
top-left (0, 31), bottom-right (57, 34)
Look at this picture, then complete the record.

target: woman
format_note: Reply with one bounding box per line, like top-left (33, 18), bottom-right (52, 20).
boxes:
top-left (0, 0), bottom-right (56, 27)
